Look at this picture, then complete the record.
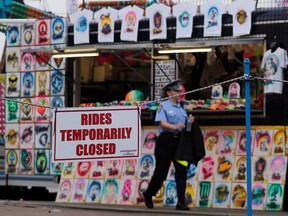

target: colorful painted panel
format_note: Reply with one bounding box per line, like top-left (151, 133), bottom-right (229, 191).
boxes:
top-left (35, 97), bottom-right (50, 122)
top-left (35, 71), bottom-right (50, 96)
top-left (268, 156), bottom-right (287, 184)
top-left (61, 162), bottom-right (77, 179)
top-left (5, 123), bottom-right (19, 149)
top-left (51, 70), bottom-right (65, 96)
top-left (134, 179), bottom-right (149, 205)
top-left (196, 181), bottom-right (214, 208)
top-left (138, 154), bottom-right (155, 180)
top-left (35, 123), bottom-right (51, 149)
top-left (20, 72), bottom-right (35, 97)
top-left (51, 17), bottom-right (67, 44)
top-left (230, 183), bottom-right (247, 209)
top-left (6, 47), bottom-right (20, 72)
top-left (20, 51), bottom-right (35, 72)
top-left (36, 19), bottom-right (51, 45)
top-left (272, 129), bottom-right (286, 156)
top-left (235, 129), bottom-right (255, 156)
top-left (254, 129), bottom-right (273, 156)
top-left (117, 179), bottom-right (137, 205)
top-left (121, 159), bottom-right (138, 179)
top-left (198, 155), bottom-right (216, 181)
top-left (19, 123), bottom-right (35, 149)
top-left (215, 155), bottom-right (234, 182)
top-left (154, 183), bottom-right (165, 207)
top-left (185, 181), bottom-right (198, 208)
top-left (233, 156), bottom-right (247, 182)
top-left (252, 183), bottom-right (267, 210)
top-left (35, 50), bottom-right (50, 72)
top-left (75, 161), bottom-right (92, 179)
top-left (56, 178), bottom-right (74, 202)
top-left (6, 72), bottom-right (20, 97)
top-left (164, 180), bottom-right (178, 206)
top-left (34, 149), bottom-right (50, 175)
top-left (252, 156), bottom-right (269, 183)
top-left (20, 149), bottom-right (34, 175)
top-left (218, 129), bottom-right (237, 155)
top-left (141, 128), bottom-right (157, 154)
top-left (105, 159), bottom-right (123, 179)
top-left (203, 130), bottom-right (220, 155)
top-left (101, 179), bottom-right (119, 204)
top-left (212, 181), bottom-right (232, 208)
top-left (266, 183), bottom-right (284, 211)
top-left (21, 23), bottom-right (36, 46)
top-left (6, 24), bottom-right (21, 46)
top-left (5, 149), bottom-right (20, 174)
top-left (70, 178), bottom-right (88, 203)
top-left (20, 98), bottom-right (35, 122)
top-left (86, 179), bottom-right (103, 203)
top-left (90, 160), bottom-right (106, 178)
top-left (187, 163), bottom-right (199, 181)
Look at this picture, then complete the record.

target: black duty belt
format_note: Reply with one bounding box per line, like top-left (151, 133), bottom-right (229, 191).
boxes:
top-left (160, 131), bottom-right (181, 138)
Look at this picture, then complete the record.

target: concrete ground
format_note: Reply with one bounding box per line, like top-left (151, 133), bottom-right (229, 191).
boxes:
top-left (1, 200), bottom-right (288, 216)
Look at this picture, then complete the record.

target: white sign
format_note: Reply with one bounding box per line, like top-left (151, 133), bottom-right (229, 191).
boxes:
top-left (52, 106), bottom-right (141, 162)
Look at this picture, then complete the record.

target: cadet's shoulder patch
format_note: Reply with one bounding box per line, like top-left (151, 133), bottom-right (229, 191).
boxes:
top-left (157, 103), bottom-right (162, 113)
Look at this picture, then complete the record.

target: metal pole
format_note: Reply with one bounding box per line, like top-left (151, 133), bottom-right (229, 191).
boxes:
top-left (244, 58), bottom-right (252, 216)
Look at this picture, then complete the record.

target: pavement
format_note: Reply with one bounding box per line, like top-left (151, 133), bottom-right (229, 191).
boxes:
top-left (1, 200), bottom-right (288, 216)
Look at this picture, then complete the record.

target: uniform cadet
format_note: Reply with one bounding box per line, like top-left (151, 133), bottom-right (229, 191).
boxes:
top-left (143, 79), bottom-right (194, 211)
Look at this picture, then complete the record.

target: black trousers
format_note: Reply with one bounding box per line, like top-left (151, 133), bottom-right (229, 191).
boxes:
top-left (145, 133), bottom-right (188, 204)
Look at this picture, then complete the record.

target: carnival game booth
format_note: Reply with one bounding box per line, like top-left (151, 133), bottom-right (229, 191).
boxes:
top-left (52, 0), bottom-right (288, 212)
top-left (1, 0), bottom-right (288, 212)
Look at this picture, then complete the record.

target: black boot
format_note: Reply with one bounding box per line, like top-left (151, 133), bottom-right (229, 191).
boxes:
top-left (176, 202), bottom-right (190, 211)
top-left (143, 191), bottom-right (153, 209)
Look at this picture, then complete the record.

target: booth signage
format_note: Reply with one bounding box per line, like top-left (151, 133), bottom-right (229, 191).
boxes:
top-left (53, 106), bottom-right (141, 162)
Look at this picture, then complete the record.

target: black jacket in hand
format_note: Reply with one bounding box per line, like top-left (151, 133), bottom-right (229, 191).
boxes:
top-left (175, 120), bottom-right (206, 167)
